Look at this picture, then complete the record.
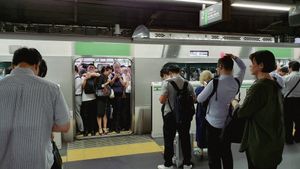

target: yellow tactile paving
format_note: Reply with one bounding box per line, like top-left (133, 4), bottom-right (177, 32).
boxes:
top-left (61, 156), bottom-right (67, 163)
top-left (66, 141), bottom-right (163, 162)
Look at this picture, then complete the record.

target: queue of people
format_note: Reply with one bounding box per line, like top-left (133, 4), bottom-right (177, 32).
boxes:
top-left (158, 50), bottom-right (299, 169)
top-left (74, 62), bottom-right (132, 136)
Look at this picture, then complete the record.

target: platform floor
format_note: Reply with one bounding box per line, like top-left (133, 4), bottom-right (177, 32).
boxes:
top-left (62, 135), bottom-right (300, 169)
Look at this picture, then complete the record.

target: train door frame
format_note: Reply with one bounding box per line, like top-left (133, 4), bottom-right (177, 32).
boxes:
top-left (73, 56), bottom-right (134, 139)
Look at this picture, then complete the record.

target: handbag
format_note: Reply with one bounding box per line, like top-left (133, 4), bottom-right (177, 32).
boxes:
top-left (51, 141), bottom-right (62, 169)
top-left (220, 99), bottom-right (245, 143)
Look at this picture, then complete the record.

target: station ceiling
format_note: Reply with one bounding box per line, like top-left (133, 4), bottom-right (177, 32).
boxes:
top-left (0, 0), bottom-right (299, 38)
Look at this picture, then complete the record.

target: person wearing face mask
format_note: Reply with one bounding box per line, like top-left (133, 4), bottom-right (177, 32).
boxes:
top-left (0, 48), bottom-right (70, 169)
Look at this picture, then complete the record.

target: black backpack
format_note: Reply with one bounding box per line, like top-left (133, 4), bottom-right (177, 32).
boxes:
top-left (168, 80), bottom-right (195, 123)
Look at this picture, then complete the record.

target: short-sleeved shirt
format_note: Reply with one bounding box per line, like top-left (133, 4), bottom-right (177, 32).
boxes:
top-left (282, 71), bottom-right (300, 98)
top-left (0, 67), bottom-right (70, 169)
top-left (161, 75), bottom-right (195, 116)
top-left (74, 73), bottom-right (83, 95)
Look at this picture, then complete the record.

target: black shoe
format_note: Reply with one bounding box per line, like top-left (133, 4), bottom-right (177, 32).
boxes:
top-left (83, 132), bottom-right (88, 137)
top-left (91, 131), bottom-right (96, 136)
top-left (115, 129), bottom-right (120, 133)
top-left (77, 131), bottom-right (84, 135)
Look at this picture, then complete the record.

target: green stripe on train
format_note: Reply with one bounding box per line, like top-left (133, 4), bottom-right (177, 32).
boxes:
top-left (256, 47), bottom-right (293, 59)
top-left (75, 42), bottom-right (131, 56)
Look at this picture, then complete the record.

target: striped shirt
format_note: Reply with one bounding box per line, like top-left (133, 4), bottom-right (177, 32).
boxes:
top-left (0, 67), bottom-right (70, 169)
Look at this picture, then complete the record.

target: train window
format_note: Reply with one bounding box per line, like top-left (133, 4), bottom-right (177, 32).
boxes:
top-left (163, 62), bottom-right (217, 81)
top-left (0, 62), bottom-right (12, 80)
top-left (74, 57), bottom-right (132, 139)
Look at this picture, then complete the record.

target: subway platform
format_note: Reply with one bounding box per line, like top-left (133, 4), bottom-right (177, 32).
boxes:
top-left (61, 135), bottom-right (300, 169)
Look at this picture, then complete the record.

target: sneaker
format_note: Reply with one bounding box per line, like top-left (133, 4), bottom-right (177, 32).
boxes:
top-left (157, 164), bottom-right (173, 169)
top-left (183, 164), bottom-right (192, 169)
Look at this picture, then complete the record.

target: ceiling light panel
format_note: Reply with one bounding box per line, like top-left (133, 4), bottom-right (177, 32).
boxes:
top-left (174, 0), bottom-right (218, 5)
top-left (231, 1), bottom-right (292, 11)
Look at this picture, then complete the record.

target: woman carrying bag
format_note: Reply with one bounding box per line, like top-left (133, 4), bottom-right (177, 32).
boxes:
top-left (237, 50), bottom-right (284, 169)
top-left (95, 66), bottom-right (112, 135)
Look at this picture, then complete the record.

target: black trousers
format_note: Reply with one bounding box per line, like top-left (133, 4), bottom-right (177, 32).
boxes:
top-left (122, 93), bottom-right (131, 130)
top-left (246, 151), bottom-right (277, 169)
top-left (206, 121), bottom-right (233, 169)
top-left (81, 100), bottom-right (97, 134)
top-left (112, 96), bottom-right (124, 131)
top-left (284, 97), bottom-right (300, 143)
top-left (163, 113), bottom-right (192, 167)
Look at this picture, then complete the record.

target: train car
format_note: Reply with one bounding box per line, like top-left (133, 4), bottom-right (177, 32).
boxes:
top-left (0, 33), bottom-right (299, 142)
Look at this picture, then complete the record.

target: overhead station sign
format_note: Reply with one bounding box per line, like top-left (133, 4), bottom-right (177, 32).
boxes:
top-left (200, 0), bottom-right (230, 27)
top-left (200, 2), bottom-right (222, 26)
top-left (289, 4), bottom-right (300, 26)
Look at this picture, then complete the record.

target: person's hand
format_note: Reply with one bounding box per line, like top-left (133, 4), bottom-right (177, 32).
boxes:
top-left (225, 53), bottom-right (237, 59)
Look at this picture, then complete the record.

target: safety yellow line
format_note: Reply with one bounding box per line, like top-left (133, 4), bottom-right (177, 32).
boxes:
top-left (61, 156), bottom-right (67, 163)
top-left (66, 141), bottom-right (163, 162)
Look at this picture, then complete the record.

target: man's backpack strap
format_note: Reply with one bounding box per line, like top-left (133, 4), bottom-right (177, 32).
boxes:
top-left (204, 78), bottom-right (218, 115)
top-left (209, 78), bottom-right (219, 101)
top-left (167, 80), bottom-right (178, 113)
top-left (182, 81), bottom-right (188, 91)
top-left (169, 81), bottom-right (180, 92)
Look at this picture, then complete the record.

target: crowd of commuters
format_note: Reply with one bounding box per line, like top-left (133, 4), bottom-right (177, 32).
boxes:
top-left (74, 61), bottom-right (132, 136)
top-left (158, 50), bottom-right (300, 169)
top-left (1, 47), bottom-right (300, 169)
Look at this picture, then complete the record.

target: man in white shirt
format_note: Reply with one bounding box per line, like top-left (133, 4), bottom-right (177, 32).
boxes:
top-left (282, 61), bottom-right (300, 144)
top-left (74, 65), bottom-right (84, 134)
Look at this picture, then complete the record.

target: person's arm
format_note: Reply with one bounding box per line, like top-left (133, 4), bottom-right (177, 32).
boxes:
top-left (109, 73), bottom-right (118, 85)
top-left (229, 54), bottom-right (246, 83)
top-left (119, 74), bottom-right (127, 87)
top-left (159, 81), bottom-right (169, 104)
top-left (52, 123), bottom-right (70, 132)
top-left (52, 86), bottom-right (70, 133)
top-left (281, 75), bottom-right (290, 96)
top-left (197, 80), bottom-right (214, 103)
top-left (237, 83), bottom-right (264, 118)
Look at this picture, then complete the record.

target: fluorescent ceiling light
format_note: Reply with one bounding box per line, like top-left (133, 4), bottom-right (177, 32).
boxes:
top-left (231, 1), bottom-right (292, 11)
top-left (174, 0), bottom-right (218, 5)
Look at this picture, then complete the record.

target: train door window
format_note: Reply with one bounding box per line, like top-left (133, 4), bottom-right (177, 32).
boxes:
top-left (163, 63), bottom-right (217, 81)
top-left (74, 57), bottom-right (132, 139)
top-left (0, 62), bottom-right (12, 79)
